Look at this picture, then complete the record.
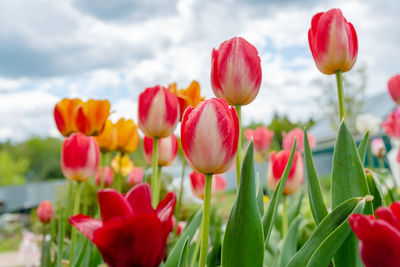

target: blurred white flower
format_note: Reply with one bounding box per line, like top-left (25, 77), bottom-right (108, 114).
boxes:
top-left (18, 230), bottom-right (40, 267)
top-left (371, 138), bottom-right (387, 158)
top-left (355, 113), bottom-right (381, 135)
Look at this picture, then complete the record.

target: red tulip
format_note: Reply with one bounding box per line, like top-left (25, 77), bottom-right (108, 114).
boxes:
top-left (138, 85), bottom-right (179, 138)
top-left (181, 98), bottom-right (239, 174)
top-left (282, 128), bottom-right (316, 152)
top-left (143, 135), bottom-right (178, 167)
top-left (382, 107), bottom-right (400, 138)
top-left (211, 37), bottom-right (262, 105)
top-left (61, 133), bottom-right (99, 182)
top-left (127, 167), bottom-right (144, 187)
top-left (95, 166), bottom-right (114, 187)
top-left (308, 8), bottom-right (358, 75)
top-left (371, 138), bottom-right (386, 159)
top-left (349, 201), bottom-right (400, 267)
top-left (190, 171), bottom-right (227, 199)
top-left (37, 201), bottom-right (54, 224)
top-left (69, 183), bottom-right (176, 267)
top-left (244, 126), bottom-right (274, 155)
top-left (267, 150), bottom-right (304, 195)
top-left (388, 74), bottom-right (400, 104)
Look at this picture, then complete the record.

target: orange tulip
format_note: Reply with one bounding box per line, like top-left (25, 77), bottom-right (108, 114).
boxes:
top-left (169, 81), bottom-right (205, 120)
top-left (114, 118), bottom-right (140, 154)
top-left (95, 120), bottom-right (117, 153)
top-left (53, 98), bottom-right (84, 136)
top-left (111, 154), bottom-right (134, 176)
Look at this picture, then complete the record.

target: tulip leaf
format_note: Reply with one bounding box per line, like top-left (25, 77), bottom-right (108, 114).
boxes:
top-left (222, 141), bottom-right (264, 267)
top-left (177, 237), bottom-right (189, 267)
top-left (256, 173), bottom-right (264, 216)
top-left (278, 217), bottom-right (301, 267)
top-left (304, 130), bottom-right (328, 225)
top-left (365, 170), bottom-right (383, 212)
top-left (274, 191), bottom-right (304, 233)
top-left (357, 132), bottom-right (369, 165)
top-left (286, 197), bottom-right (366, 267)
top-left (165, 209), bottom-right (203, 267)
top-left (262, 140), bottom-right (297, 243)
top-left (331, 122), bottom-right (372, 267)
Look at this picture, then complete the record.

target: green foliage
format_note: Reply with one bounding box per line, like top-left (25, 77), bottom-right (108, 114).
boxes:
top-left (0, 150), bottom-right (29, 186)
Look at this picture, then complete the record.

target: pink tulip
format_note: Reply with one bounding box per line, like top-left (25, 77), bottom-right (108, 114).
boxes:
top-left (308, 8), bottom-right (358, 75)
top-left (211, 37), bottom-right (262, 106)
top-left (181, 98), bottom-right (239, 174)
top-left (268, 150), bottom-right (304, 195)
top-left (95, 166), bottom-right (114, 187)
top-left (383, 107), bottom-right (400, 138)
top-left (388, 74), bottom-right (400, 104)
top-left (190, 171), bottom-right (227, 199)
top-left (172, 217), bottom-right (187, 236)
top-left (143, 135), bottom-right (178, 167)
top-left (127, 167), bottom-right (144, 187)
top-left (138, 85), bottom-right (179, 138)
top-left (244, 126), bottom-right (274, 154)
top-left (282, 128), bottom-right (316, 152)
top-left (37, 201), bottom-right (54, 224)
top-left (61, 133), bottom-right (99, 182)
top-left (371, 138), bottom-right (386, 159)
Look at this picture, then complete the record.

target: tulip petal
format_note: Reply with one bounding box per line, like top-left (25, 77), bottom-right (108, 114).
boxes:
top-left (125, 183), bottom-right (154, 216)
top-left (98, 189), bottom-right (132, 222)
top-left (376, 206), bottom-right (400, 232)
top-left (156, 192), bottom-right (176, 224)
top-left (69, 214), bottom-right (102, 242)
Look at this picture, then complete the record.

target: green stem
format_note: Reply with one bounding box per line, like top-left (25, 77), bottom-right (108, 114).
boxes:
top-left (40, 225), bottom-right (47, 267)
top-left (282, 195), bottom-right (288, 239)
top-left (199, 174), bottom-right (213, 267)
top-left (69, 182), bottom-right (82, 266)
top-left (57, 207), bottom-right (64, 267)
top-left (235, 104), bottom-right (242, 189)
top-left (174, 159), bottom-right (187, 236)
top-left (378, 158), bottom-right (385, 169)
top-left (335, 70), bottom-right (345, 122)
top-left (151, 138), bottom-right (159, 208)
top-left (116, 152), bottom-right (124, 192)
top-left (367, 145), bottom-right (374, 168)
top-left (154, 165), bottom-right (162, 206)
top-left (190, 230), bottom-right (202, 267)
top-left (100, 152), bottom-right (105, 189)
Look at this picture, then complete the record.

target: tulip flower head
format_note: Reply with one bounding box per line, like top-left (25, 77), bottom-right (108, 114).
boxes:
top-left (211, 37), bottom-right (262, 106)
top-left (143, 135), bottom-right (178, 167)
top-left (127, 167), bottom-right (144, 187)
top-left (61, 133), bottom-right (99, 182)
top-left (308, 8), bottom-right (358, 75)
top-left (244, 126), bottom-right (274, 155)
top-left (371, 138), bottom-right (386, 159)
top-left (349, 201), bottom-right (400, 267)
top-left (181, 98), bottom-right (239, 174)
top-left (53, 98), bottom-right (84, 136)
top-left (382, 107), bottom-right (400, 138)
top-left (169, 81), bottom-right (205, 120)
top-left (268, 150), bottom-right (304, 195)
top-left (190, 171), bottom-right (227, 200)
top-left (282, 128), bottom-right (316, 153)
top-left (113, 118), bottom-right (140, 154)
top-left (69, 184), bottom-right (176, 267)
top-left (37, 201), bottom-right (54, 224)
top-left (111, 154), bottom-right (134, 176)
top-left (95, 120), bottom-right (117, 153)
top-left (356, 113), bottom-right (381, 136)
top-left (138, 85), bottom-right (179, 138)
top-left (388, 74), bottom-right (400, 104)
top-left (95, 166), bottom-right (114, 187)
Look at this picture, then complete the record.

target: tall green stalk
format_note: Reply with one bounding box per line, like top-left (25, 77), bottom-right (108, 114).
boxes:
top-left (151, 138), bottom-right (159, 208)
top-left (116, 152), bottom-right (124, 192)
top-left (235, 104), bottom-right (242, 188)
top-left (40, 225), bottom-right (47, 267)
top-left (154, 165), bottom-right (162, 205)
top-left (69, 182), bottom-right (82, 266)
top-left (100, 152), bottom-right (105, 189)
top-left (282, 195), bottom-right (288, 239)
top-left (199, 174), bottom-right (213, 267)
top-left (335, 70), bottom-right (345, 122)
top-left (175, 159), bottom-right (187, 229)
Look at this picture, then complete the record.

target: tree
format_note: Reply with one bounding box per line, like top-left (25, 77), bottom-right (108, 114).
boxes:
top-left (0, 151), bottom-right (29, 186)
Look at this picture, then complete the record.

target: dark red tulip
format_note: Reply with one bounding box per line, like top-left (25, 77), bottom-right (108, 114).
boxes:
top-left (69, 183), bottom-right (176, 267)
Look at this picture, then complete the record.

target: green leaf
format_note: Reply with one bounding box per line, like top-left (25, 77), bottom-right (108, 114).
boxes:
top-left (278, 217), bottom-right (301, 267)
top-left (177, 237), bottom-right (189, 267)
top-left (303, 130), bottom-right (328, 225)
top-left (286, 197), bottom-right (366, 267)
top-left (222, 141), bottom-right (264, 267)
top-left (331, 122), bottom-right (372, 266)
top-left (262, 140), bottom-right (297, 243)
top-left (57, 207), bottom-right (65, 267)
top-left (164, 209), bottom-right (203, 267)
top-left (256, 173), bottom-right (264, 216)
top-left (365, 170), bottom-right (383, 212)
top-left (274, 191), bottom-right (304, 233)
top-left (357, 132), bottom-right (369, 165)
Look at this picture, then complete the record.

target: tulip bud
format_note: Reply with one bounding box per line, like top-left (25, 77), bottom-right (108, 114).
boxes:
top-left (211, 37), bottom-right (262, 106)
top-left (282, 128), bottom-right (316, 153)
top-left (53, 98), bottom-right (83, 136)
top-left (267, 150), bottom-right (304, 195)
top-left (371, 138), bottom-right (386, 159)
top-left (143, 135), bottom-right (178, 167)
top-left (382, 107), bottom-right (400, 138)
top-left (181, 98), bottom-right (239, 174)
top-left (95, 120), bottom-right (117, 153)
top-left (95, 166), bottom-right (114, 187)
top-left (37, 201), bottom-right (54, 224)
top-left (190, 171), bottom-right (227, 199)
top-left (61, 133), bottom-right (99, 182)
top-left (73, 99), bottom-right (111, 136)
top-left (114, 118), bottom-right (140, 154)
top-left (308, 8), bottom-right (358, 75)
top-left (127, 167), bottom-right (144, 187)
top-left (111, 154), bottom-right (134, 176)
top-left (244, 126), bottom-right (274, 155)
top-left (138, 85), bottom-right (179, 138)
top-left (388, 74), bottom-right (400, 104)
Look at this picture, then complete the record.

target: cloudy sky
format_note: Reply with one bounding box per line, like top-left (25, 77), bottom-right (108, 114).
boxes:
top-left (0, 0), bottom-right (398, 141)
